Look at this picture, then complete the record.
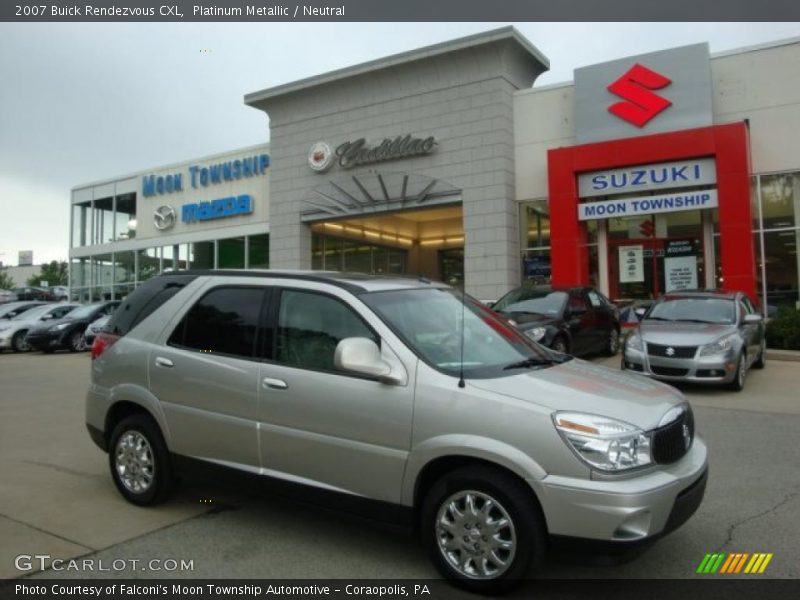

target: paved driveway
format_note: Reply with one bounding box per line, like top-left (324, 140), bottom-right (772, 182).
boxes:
top-left (0, 351), bottom-right (797, 581)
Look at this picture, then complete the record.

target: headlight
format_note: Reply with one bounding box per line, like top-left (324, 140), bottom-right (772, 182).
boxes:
top-left (523, 327), bottom-right (547, 342)
top-left (625, 331), bottom-right (644, 352)
top-left (51, 323), bottom-right (70, 331)
top-left (553, 412), bottom-right (652, 472)
top-left (698, 334), bottom-right (735, 356)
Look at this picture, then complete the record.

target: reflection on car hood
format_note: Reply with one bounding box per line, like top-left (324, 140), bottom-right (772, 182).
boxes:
top-left (468, 359), bottom-right (683, 431)
top-left (504, 313), bottom-right (560, 327)
top-left (28, 316), bottom-right (82, 334)
top-left (639, 320), bottom-right (735, 346)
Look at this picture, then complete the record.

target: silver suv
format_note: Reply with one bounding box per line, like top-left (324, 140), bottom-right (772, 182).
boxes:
top-left (86, 271), bottom-right (707, 593)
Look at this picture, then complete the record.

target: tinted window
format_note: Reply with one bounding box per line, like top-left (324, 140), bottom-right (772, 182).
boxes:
top-left (568, 292), bottom-right (588, 312)
top-left (587, 290), bottom-right (604, 308)
top-left (276, 290), bottom-right (376, 372)
top-left (107, 274), bottom-right (198, 336)
top-left (171, 287), bottom-right (265, 359)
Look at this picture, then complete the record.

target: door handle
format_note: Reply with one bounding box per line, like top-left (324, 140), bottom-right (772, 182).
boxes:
top-left (262, 377), bottom-right (288, 390)
top-left (155, 356), bottom-right (174, 368)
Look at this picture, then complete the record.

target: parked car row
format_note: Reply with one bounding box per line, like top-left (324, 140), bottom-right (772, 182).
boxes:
top-left (0, 300), bottom-right (118, 353)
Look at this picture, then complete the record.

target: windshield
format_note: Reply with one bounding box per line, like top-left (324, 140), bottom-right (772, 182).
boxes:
top-left (11, 305), bottom-right (52, 321)
top-left (493, 289), bottom-right (567, 316)
top-left (646, 297), bottom-right (736, 324)
top-left (362, 287), bottom-right (565, 378)
top-left (64, 304), bottom-right (101, 320)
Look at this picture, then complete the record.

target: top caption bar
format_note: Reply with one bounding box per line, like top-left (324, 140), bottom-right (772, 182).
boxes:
top-left (3, 0), bottom-right (800, 22)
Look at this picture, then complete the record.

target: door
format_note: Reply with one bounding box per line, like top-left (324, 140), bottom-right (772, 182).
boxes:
top-left (149, 285), bottom-right (267, 470)
top-left (257, 287), bottom-right (414, 503)
top-left (565, 290), bottom-right (596, 355)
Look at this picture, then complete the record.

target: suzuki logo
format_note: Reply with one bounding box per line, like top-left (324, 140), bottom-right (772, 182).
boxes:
top-left (666, 347), bottom-right (676, 356)
top-left (607, 63), bottom-right (673, 127)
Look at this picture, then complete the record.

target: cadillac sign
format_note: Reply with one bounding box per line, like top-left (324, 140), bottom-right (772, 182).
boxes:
top-left (309, 134), bottom-right (437, 172)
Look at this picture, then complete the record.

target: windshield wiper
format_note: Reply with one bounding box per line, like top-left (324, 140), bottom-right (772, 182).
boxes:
top-left (645, 316), bottom-right (673, 321)
top-left (677, 319), bottom-right (718, 324)
top-left (503, 355), bottom-right (571, 370)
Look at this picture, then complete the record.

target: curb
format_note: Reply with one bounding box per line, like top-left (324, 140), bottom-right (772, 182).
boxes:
top-left (767, 349), bottom-right (800, 362)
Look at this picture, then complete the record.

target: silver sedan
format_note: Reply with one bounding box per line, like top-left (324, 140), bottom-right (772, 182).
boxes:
top-left (622, 290), bottom-right (766, 391)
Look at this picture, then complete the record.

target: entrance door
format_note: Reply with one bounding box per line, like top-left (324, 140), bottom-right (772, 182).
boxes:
top-left (609, 237), bottom-right (705, 301)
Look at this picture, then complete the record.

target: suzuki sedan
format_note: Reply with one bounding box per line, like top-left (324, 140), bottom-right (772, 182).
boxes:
top-left (622, 290), bottom-right (765, 391)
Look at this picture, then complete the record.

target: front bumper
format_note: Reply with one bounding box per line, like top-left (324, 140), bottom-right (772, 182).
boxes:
top-left (26, 331), bottom-right (67, 351)
top-left (531, 436), bottom-right (708, 542)
top-left (623, 346), bottom-right (738, 384)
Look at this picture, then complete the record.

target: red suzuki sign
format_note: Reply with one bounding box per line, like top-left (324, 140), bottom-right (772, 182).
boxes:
top-left (607, 63), bottom-right (673, 127)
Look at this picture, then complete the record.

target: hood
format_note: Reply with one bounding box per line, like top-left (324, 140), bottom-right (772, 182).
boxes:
top-left (468, 359), bottom-right (684, 431)
top-left (28, 316), bottom-right (84, 333)
top-left (638, 320), bottom-right (735, 346)
top-left (503, 312), bottom-right (560, 328)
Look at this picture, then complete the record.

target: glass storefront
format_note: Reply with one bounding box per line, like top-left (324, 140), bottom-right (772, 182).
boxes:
top-left (70, 234), bottom-right (270, 301)
top-left (311, 233), bottom-right (407, 274)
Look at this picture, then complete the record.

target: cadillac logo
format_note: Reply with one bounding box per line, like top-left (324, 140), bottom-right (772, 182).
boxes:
top-left (153, 205), bottom-right (177, 231)
top-left (308, 141), bottom-right (334, 172)
top-left (665, 346), bottom-right (676, 357)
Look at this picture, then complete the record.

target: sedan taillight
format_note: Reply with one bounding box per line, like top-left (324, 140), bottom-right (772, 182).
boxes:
top-left (91, 332), bottom-right (120, 360)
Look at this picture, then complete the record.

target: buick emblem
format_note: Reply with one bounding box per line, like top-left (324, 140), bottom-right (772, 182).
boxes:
top-left (153, 205), bottom-right (177, 231)
top-left (682, 423), bottom-right (691, 450)
top-left (307, 141), bottom-right (334, 172)
top-left (665, 346), bottom-right (675, 357)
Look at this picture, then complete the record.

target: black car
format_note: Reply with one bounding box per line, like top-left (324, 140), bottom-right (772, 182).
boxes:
top-left (493, 285), bottom-right (620, 357)
top-left (25, 301), bottom-right (119, 353)
top-left (11, 287), bottom-right (56, 301)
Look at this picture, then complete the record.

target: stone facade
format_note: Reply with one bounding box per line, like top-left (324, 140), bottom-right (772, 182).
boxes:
top-left (246, 27), bottom-right (548, 299)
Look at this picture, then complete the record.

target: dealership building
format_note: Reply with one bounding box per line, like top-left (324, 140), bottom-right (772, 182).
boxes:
top-left (70, 27), bottom-right (800, 313)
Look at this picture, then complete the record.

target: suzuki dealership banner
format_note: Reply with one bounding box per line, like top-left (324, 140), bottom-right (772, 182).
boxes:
top-left (578, 190), bottom-right (718, 221)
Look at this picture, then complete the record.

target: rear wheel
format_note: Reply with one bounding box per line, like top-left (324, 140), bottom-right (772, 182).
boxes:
top-left (11, 330), bottom-right (29, 352)
top-left (604, 329), bottom-right (620, 356)
top-left (108, 414), bottom-right (173, 506)
top-left (421, 465), bottom-right (546, 594)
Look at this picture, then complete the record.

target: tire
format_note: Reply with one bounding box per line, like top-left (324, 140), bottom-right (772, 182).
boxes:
top-left (604, 328), bottom-right (620, 356)
top-left (69, 329), bottom-right (87, 352)
top-left (551, 336), bottom-right (568, 354)
top-left (421, 465), bottom-right (546, 594)
top-left (108, 414), bottom-right (173, 506)
top-left (11, 330), bottom-right (29, 353)
top-left (752, 338), bottom-right (766, 369)
top-left (728, 352), bottom-right (747, 392)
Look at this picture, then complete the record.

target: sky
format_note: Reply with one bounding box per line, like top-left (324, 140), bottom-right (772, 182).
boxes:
top-left (1, 22), bottom-right (799, 267)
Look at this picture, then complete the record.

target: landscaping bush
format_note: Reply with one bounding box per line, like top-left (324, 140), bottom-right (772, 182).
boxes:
top-left (766, 307), bottom-right (800, 350)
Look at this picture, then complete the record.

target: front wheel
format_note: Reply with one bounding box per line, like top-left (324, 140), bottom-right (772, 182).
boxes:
top-left (728, 352), bottom-right (747, 392)
top-left (109, 414), bottom-right (173, 506)
top-left (11, 330), bottom-right (29, 352)
top-left (421, 466), bottom-right (546, 594)
top-left (69, 329), bottom-right (87, 352)
top-left (752, 339), bottom-right (766, 369)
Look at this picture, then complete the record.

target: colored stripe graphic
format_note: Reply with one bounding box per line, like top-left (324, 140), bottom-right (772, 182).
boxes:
top-left (698, 552), bottom-right (773, 574)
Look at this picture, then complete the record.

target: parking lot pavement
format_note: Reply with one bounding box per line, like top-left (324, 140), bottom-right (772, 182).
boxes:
top-left (2, 352), bottom-right (799, 581)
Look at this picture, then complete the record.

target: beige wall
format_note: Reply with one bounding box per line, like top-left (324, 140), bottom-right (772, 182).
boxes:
top-left (513, 38), bottom-right (800, 202)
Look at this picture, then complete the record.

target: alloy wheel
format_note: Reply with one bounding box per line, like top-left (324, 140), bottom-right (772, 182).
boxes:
top-left (114, 430), bottom-right (155, 494)
top-left (435, 490), bottom-right (517, 580)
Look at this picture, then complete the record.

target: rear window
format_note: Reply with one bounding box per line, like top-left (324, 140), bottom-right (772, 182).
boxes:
top-left (106, 274), bottom-right (198, 336)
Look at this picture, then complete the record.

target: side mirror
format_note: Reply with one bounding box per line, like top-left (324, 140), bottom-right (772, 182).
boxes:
top-left (334, 337), bottom-right (403, 385)
top-left (743, 313), bottom-right (762, 323)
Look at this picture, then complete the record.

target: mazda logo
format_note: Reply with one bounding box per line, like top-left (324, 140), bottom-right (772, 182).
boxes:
top-left (665, 346), bottom-right (675, 357)
top-left (154, 205), bottom-right (176, 231)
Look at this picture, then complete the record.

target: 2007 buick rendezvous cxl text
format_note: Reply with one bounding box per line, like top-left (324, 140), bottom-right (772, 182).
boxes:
top-left (85, 270), bottom-right (707, 593)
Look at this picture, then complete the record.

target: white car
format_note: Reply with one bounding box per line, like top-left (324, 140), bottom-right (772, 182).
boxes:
top-left (0, 303), bottom-right (80, 352)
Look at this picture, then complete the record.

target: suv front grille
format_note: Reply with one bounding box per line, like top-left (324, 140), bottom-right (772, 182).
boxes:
top-left (647, 343), bottom-right (697, 359)
top-left (652, 407), bottom-right (694, 465)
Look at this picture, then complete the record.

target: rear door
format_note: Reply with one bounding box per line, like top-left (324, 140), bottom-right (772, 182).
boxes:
top-left (256, 284), bottom-right (415, 503)
top-left (149, 284), bottom-right (267, 470)
top-left (565, 290), bottom-right (595, 355)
